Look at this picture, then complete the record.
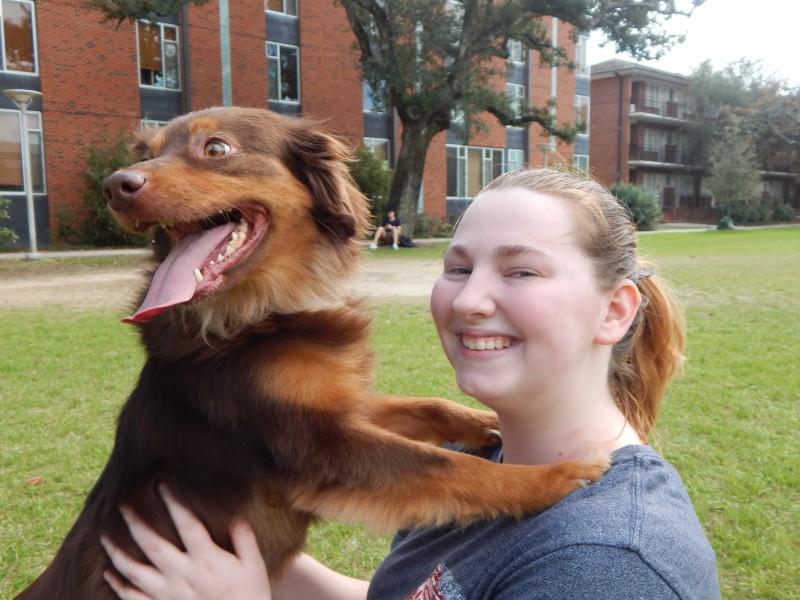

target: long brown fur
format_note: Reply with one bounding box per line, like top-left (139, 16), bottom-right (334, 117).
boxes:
top-left (16, 107), bottom-right (608, 599)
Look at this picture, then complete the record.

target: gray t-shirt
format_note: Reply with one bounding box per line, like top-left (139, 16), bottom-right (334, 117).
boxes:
top-left (368, 445), bottom-right (720, 599)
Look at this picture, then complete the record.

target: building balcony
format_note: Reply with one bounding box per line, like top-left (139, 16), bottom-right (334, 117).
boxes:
top-left (629, 143), bottom-right (693, 167)
top-left (629, 97), bottom-right (692, 123)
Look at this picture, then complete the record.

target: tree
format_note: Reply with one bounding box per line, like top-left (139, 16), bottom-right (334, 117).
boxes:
top-left (93, 0), bottom-right (704, 236)
top-left (348, 145), bottom-right (394, 221)
top-left (88, 0), bottom-right (209, 24)
top-left (340, 0), bottom-right (703, 235)
top-left (684, 59), bottom-right (779, 170)
top-left (705, 126), bottom-right (762, 223)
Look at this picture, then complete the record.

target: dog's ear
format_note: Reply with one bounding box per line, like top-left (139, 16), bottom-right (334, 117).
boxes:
top-left (285, 126), bottom-right (370, 242)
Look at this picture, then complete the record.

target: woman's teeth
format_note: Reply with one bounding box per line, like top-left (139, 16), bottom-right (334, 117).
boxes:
top-left (462, 336), bottom-right (512, 350)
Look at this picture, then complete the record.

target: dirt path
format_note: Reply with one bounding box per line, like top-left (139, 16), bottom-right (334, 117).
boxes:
top-left (0, 256), bottom-right (442, 310)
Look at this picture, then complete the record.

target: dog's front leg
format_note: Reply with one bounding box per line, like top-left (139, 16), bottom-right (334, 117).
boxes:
top-left (289, 426), bottom-right (608, 534)
top-left (364, 395), bottom-right (500, 448)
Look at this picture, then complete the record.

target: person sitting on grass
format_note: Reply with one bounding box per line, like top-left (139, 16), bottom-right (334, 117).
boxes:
top-left (369, 210), bottom-right (401, 250)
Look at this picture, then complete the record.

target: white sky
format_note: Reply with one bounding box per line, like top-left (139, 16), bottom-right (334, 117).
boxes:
top-left (586, 0), bottom-right (800, 87)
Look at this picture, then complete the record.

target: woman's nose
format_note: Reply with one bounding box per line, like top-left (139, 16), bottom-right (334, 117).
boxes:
top-left (451, 271), bottom-right (496, 319)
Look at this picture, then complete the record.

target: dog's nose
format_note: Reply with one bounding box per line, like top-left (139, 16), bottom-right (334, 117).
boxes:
top-left (104, 170), bottom-right (147, 210)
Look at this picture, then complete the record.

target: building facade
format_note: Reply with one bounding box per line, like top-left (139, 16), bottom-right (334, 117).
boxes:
top-left (0, 0), bottom-right (586, 249)
top-left (590, 59), bottom-right (799, 223)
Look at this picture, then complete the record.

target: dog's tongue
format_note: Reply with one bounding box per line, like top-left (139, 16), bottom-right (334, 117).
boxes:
top-left (123, 222), bottom-right (238, 324)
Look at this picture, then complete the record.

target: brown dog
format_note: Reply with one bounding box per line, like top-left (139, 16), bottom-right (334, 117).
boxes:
top-left (15, 107), bottom-right (607, 599)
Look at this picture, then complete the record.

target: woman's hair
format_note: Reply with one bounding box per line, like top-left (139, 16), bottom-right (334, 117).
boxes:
top-left (480, 167), bottom-right (686, 439)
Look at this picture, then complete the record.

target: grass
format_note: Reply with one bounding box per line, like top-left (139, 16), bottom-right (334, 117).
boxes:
top-left (1, 227), bottom-right (799, 598)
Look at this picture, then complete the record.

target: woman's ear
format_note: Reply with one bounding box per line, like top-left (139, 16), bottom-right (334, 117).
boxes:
top-left (594, 279), bottom-right (642, 345)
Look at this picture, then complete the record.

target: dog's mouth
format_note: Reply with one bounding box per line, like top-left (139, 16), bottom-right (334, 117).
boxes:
top-left (123, 206), bottom-right (269, 324)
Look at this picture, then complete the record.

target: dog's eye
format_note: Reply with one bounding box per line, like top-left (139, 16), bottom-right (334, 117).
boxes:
top-left (204, 140), bottom-right (231, 158)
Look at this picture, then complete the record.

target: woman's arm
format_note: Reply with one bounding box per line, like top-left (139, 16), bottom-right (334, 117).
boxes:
top-left (271, 553), bottom-right (369, 600)
top-left (101, 485), bottom-right (368, 600)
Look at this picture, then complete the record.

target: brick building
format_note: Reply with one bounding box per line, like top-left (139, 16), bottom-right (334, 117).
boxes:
top-left (0, 0), bottom-right (587, 249)
top-left (590, 59), bottom-right (799, 223)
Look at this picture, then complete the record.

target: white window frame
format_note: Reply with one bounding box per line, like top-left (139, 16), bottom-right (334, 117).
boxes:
top-left (507, 148), bottom-right (525, 171)
top-left (267, 41), bottom-right (301, 103)
top-left (507, 39), bottom-right (525, 63)
top-left (363, 137), bottom-right (390, 165)
top-left (575, 34), bottom-right (589, 76)
top-left (1, 0), bottom-right (38, 74)
top-left (0, 107), bottom-right (45, 194)
top-left (140, 119), bottom-right (169, 130)
top-left (447, 145), bottom-right (504, 199)
top-left (265, 0), bottom-right (297, 17)
top-left (573, 154), bottom-right (589, 172)
top-left (363, 79), bottom-right (387, 113)
top-left (137, 20), bottom-right (181, 90)
top-left (506, 83), bottom-right (525, 117)
top-left (575, 95), bottom-right (590, 129)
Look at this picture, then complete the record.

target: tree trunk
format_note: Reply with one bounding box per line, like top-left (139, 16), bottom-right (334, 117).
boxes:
top-left (388, 121), bottom-right (440, 239)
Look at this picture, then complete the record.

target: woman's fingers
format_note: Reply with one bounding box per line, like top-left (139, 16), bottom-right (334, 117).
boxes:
top-left (119, 503), bottom-right (187, 576)
top-left (229, 516), bottom-right (263, 565)
top-left (157, 485), bottom-right (214, 557)
top-left (101, 535), bottom-right (160, 600)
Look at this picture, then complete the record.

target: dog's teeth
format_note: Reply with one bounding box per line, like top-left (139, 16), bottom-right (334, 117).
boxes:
top-left (193, 268), bottom-right (203, 283)
top-left (218, 253), bottom-right (224, 262)
top-left (210, 260), bottom-right (215, 266)
top-left (224, 243), bottom-right (235, 257)
top-left (134, 218), bottom-right (140, 228)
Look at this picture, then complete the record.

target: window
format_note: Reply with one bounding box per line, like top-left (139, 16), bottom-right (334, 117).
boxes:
top-left (0, 108), bottom-right (44, 193)
top-left (573, 154), bottom-right (589, 172)
top-left (2, 0), bottom-right (36, 73)
top-left (575, 95), bottom-right (589, 129)
top-left (574, 34), bottom-right (589, 76)
top-left (363, 80), bottom-right (386, 113)
top-left (140, 119), bottom-right (169, 130)
top-left (446, 145), bottom-right (504, 198)
top-left (507, 149), bottom-right (524, 171)
top-left (363, 137), bottom-right (390, 164)
top-left (507, 39), bottom-right (525, 63)
top-left (267, 42), bottom-right (300, 102)
top-left (506, 83), bottom-right (525, 117)
top-left (137, 21), bottom-right (180, 89)
top-left (265, 0), bottom-right (297, 16)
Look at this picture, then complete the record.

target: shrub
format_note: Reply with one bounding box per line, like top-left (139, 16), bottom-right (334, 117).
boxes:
top-left (610, 182), bottom-right (661, 231)
top-left (414, 213), bottom-right (455, 238)
top-left (83, 134), bottom-right (147, 247)
top-left (348, 145), bottom-right (393, 222)
top-left (721, 200), bottom-right (768, 225)
top-left (0, 197), bottom-right (19, 248)
top-left (771, 202), bottom-right (797, 223)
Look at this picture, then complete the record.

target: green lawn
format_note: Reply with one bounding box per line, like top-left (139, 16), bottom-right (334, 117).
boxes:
top-left (1, 227), bottom-right (798, 598)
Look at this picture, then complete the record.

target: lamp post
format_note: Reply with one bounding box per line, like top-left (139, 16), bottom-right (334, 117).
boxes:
top-left (2, 88), bottom-right (42, 259)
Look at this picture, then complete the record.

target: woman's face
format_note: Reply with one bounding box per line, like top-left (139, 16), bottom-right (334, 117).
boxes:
top-left (430, 187), bottom-right (615, 411)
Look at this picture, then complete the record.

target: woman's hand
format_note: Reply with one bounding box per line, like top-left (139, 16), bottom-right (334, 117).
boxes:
top-left (100, 485), bottom-right (270, 600)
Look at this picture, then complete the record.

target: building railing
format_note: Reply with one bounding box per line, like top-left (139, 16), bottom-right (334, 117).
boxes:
top-left (629, 143), bottom-right (691, 165)
top-left (630, 97), bottom-right (692, 120)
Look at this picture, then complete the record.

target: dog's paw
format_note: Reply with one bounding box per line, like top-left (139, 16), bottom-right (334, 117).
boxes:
top-left (568, 453), bottom-right (612, 488)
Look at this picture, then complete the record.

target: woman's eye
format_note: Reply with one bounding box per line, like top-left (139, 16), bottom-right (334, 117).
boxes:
top-left (204, 140), bottom-right (231, 157)
top-left (445, 265), bottom-right (471, 276)
top-left (509, 270), bottom-right (537, 278)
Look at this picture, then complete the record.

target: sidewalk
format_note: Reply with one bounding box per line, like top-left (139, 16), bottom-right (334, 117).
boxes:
top-left (1, 224), bottom-right (793, 260)
top-left (0, 248), bottom-right (148, 261)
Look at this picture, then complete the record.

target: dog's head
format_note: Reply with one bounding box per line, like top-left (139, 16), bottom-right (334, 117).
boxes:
top-left (104, 107), bottom-right (371, 337)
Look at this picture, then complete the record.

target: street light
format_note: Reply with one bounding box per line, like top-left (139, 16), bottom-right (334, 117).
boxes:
top-left (3, 88), bottom-right (42, 259)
